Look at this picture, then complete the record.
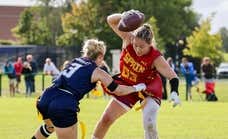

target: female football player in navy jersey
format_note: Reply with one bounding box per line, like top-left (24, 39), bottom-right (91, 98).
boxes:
top-left (31, 39), bottom-right (146, 139)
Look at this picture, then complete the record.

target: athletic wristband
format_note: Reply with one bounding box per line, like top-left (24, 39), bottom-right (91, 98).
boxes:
top-left (169, 78), bottom-right (179, 95)
top-left (107, 80), bottom-right (119, 92)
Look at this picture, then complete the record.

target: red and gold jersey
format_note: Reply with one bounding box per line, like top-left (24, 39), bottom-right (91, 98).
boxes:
top-left (119, 44), bottom-right (161, 85)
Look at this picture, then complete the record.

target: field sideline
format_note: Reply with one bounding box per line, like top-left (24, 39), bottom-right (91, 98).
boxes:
top-left (0, 78), bottom-right (228, 139)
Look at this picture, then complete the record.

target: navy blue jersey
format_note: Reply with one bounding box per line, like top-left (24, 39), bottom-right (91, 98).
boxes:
top-left (53, 57), bottom-right (97, 100)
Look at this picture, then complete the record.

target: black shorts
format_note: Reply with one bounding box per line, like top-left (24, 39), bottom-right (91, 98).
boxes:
top-left (37, 87), bottom-right (79, 128)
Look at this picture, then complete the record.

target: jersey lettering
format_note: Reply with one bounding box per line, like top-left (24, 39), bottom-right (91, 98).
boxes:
top-left (62, 63), bottom-right (82, 78)
top-left (123, 53), bottom-right (145, 73)
top-left (121, 65), bottom-right (137, 82)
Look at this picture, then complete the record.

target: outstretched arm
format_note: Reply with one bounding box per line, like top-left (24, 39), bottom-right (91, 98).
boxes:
top-left (91, 68), bottom-right (145, 96)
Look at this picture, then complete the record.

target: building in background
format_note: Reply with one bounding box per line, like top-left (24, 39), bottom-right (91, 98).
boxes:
top-left (0, 6), bottom-right (26, 41)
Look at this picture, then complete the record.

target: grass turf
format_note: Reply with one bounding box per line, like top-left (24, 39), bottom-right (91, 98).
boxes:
top-left (0, 75), bottom-right (228, 139)
top-left (0, 98), bottom-right (228, 139)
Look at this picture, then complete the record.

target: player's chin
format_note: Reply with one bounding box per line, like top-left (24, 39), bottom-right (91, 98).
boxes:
top-left (135, 51), bottom-right (143, 56)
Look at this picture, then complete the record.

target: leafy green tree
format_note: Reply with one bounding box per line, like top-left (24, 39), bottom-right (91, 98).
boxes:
top-left (13, 0), bottom-right (69, 46)
top-left (57, 2), bottom-right (98, 47)
top-left (219, 27), bottom-right (228, 52)
top-left (185, 18), bottom-right (223, 65)
top-left (147, 16), bottom-right (164, 52)
top-left (13, 0), bottom-right (198, 49)
top-left (36, 0), bottom-right (66, 46)
top-left (88, 0), bottom-right (126, 49)
top-left (128, 0), bottom-right (198, 43)
top-left (12, 8), bottom-right (50, 45)
top-left (90, 0), bottom-right (198, 47)
top-left (12, 8), bottom-right (33, 44)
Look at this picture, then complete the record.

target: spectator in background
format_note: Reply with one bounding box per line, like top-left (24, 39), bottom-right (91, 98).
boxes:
top-left (26, 54), bottom-right (37, 93)
top-left (180, 57), bottom-right (199, 101)
top-left (43, 58), bottom-right (60, 80)
top-left (14, 57), bottom-right (23, 93)
top-left (61, 60), bottom-right (70, 71)
top-left (3, 61), bottom-right (16, 96)
top-left (22, 62), bottom-right (33, 97)
top-left (201, 57), bottom-right (218, 101)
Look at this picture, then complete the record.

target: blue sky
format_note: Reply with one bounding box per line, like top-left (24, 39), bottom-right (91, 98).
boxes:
top-left (0, 0), bottom-right (227, 33)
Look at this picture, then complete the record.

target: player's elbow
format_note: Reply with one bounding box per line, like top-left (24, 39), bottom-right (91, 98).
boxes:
top-left (107, 14), bottom-right (121, 25)
top-left (107, 14), bottom-right (112, 21)
top-left (107, 15), bottom-right (114, 25)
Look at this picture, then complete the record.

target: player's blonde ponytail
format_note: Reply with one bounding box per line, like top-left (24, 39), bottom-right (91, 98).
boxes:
top-left (82, 39), bottom-right (106, 60)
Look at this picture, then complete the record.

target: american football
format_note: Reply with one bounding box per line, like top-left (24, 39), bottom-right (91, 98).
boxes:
top-left (118, 10), bottom-right (145, 32)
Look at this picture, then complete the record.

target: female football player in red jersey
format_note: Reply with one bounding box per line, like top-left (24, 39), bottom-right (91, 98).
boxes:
top-left (92, 10), bottom-right (181, 139)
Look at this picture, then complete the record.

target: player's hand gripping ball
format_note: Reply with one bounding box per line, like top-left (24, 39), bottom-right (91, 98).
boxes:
top-left (118, 9), bottom-right (145, 32)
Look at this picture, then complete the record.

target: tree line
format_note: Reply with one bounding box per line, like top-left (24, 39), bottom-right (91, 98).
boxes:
top-left (11, 0), bottom-right (226, 65)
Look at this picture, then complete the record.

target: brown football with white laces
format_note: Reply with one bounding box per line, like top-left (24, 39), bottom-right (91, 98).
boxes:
top-left (118, 10), bottom-right (145, 32)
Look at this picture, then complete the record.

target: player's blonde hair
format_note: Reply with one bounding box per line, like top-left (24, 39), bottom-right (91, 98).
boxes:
top-left (82, 39), bottom-right (106, 60)
top-left (134, 24), bottom-right (156, 46)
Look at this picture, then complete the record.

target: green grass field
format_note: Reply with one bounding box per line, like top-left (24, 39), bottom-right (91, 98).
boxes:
top-left (0, 76), bottom-right (228, 139)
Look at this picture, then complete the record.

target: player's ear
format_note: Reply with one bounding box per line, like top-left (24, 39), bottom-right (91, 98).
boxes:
top-left (97, 54), bottom-right (104, 62)
top-left (95, 54), bottom-right (104, 66)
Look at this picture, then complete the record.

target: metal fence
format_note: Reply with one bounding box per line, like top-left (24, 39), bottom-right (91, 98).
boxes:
top-left (0, 45), bottom-right (82, 71)
top-left (0, 73), bottom-right (53, 96)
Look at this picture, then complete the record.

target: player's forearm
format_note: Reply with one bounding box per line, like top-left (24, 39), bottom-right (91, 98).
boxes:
top-left (107, 13), bottom-right (122, 26)
top-left (114, 83), bottom-right (146, 96)
top-left (113, 85), bottom-right (136, 96)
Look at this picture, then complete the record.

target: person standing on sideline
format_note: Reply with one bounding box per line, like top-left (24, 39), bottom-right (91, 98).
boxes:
top-left (31, 39), bottom-right (146, 139)
top-left (26, 54), bottom-right (37, 93)
top-left (92, 10), bottom-right (180, 139)
top-left (3, 61), bottom-right (16, 96)
top-left (201, 57), bottom-right (218, 101)
top-left (22, 61), bottom-right (33, 97)
top-left (43, 58), bottom-right (60, 80)
top-left (14, 57), bottom-right (23, 93)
